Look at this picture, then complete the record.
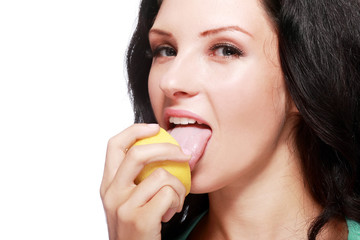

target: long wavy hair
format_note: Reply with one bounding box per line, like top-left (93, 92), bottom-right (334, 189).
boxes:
top-left (126, 0), bottom-right (360, 239)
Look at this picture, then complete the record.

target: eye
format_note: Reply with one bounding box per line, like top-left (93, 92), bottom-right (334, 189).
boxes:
top-left (152, 45), bottom-right (177, 58)
top-left (210, 43), bottom-right (243, 58)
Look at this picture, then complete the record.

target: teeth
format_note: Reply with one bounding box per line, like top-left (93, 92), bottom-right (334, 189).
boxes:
top-left (169, 117), bottom-right (197, 125)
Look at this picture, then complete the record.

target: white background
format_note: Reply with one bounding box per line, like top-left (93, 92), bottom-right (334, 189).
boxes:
top-left (0, 0), bottom-right (141, 239)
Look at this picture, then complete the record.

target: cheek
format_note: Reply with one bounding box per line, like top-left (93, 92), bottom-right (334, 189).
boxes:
top-left (193, 67), bottom-right (288, 192)
top-left (211, 61), bottom-right (286, 130)
top-left (148, 70), bottom-right (163, 122)
top-left (219, 82), bottom-right (286, 155)
top-left (211, 63), bottom-right (287, 166)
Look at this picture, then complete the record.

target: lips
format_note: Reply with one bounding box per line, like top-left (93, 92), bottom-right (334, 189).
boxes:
top-left (164, 108), bottom-right (212, 170)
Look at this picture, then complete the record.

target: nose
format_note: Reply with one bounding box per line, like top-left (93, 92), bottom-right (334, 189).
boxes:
top-left (159, 52), bottom-right (200, 100)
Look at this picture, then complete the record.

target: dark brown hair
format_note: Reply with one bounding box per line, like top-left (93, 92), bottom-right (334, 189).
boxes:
top-left (126, 0), bottom-right (360, 239)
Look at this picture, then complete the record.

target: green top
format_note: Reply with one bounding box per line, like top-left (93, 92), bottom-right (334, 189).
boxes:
top-left (175, 212), bottom-right (360, 240)
top-left (348, 219), bottom-right (360, 240)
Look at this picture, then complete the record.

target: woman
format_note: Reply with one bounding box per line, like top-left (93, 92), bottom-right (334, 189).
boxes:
top-left (100, 0), bottom-right (360, 239)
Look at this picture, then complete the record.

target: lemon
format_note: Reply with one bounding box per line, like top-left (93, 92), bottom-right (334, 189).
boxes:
top-left (133, 127), bottom-right (191, 195)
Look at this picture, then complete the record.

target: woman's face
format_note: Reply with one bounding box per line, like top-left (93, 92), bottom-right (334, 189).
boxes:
top-left (148, 0), bottom-right (292, 193)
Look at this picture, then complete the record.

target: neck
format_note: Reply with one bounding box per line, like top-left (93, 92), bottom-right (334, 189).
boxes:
top-left (202, 144), bottom-right (322, 239)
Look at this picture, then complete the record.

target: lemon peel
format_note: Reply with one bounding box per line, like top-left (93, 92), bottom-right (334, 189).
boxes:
top-left (133, 128), bottom-right (191, 195)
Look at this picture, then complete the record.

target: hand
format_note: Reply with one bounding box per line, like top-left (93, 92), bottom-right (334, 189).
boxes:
top-left (100, 124), bottom-right (189, 240)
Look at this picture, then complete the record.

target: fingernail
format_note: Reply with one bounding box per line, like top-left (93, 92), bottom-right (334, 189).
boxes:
top-left (182, 149), bottom-right (192, 158)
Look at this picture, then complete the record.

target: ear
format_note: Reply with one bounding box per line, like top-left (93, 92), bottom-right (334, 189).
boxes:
top-left (285, 91), bottom-right (299, 115)
top-left (289, 100), bottom-right (299, 114)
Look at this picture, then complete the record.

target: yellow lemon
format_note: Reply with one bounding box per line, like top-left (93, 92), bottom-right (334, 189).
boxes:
top-left (133, 128), bottom-right (191, 195)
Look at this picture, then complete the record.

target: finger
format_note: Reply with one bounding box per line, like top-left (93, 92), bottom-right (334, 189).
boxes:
top-left (145, 185), bottom-right (183, 223)
top-left (103, 144), bottom-right (189, 213)
top-left (125, 167), bottom-right (187, 210)
top-left (100, 123), bottom-right (160, 197)
top-left (112, 143), bottom-right (190, 188)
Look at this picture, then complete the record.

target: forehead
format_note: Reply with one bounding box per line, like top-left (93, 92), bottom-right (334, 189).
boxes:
top-left (153, 0), bottom-right (272, 38)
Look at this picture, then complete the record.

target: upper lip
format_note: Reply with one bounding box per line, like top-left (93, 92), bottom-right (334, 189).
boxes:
top-left (164, 108), bottom-right (211, 130)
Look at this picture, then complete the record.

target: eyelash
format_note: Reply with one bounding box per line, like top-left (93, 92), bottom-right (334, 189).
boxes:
top-left (150, 42), bottom-right (244, 59)
top-left (209, 43), bottom-right (244, 58)
top-left (151, 45), bottom-right (177, 58)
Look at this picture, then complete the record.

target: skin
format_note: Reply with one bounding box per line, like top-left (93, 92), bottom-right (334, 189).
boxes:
top-left (149, 0), bottom-right (289, 195)
top-left (101, 0), bottom-right (348, 239)
top-left (101, 124), bottom-right (189, 239)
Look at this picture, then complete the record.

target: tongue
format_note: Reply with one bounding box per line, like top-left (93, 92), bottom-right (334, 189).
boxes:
top-left (168, 126), bottom-right (211, 170)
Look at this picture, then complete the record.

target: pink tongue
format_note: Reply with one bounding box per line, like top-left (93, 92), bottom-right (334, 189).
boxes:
top-left (168, 126), bottom-right (211, 170)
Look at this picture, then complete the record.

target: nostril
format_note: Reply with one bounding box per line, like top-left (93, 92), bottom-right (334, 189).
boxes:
top-left (173, 91), bottom-right (190, 98)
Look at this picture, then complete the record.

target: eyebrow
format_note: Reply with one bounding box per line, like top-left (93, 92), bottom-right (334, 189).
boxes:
top-left (149, 28), bottom-right (173, 38)
top-left (149, 25), bottom-right (253, 39)
top-left (200, 25), bottom-right (253, 38)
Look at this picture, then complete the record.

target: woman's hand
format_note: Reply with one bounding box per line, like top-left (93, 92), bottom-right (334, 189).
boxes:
top-left (100, 124), bottom-right (189, 240)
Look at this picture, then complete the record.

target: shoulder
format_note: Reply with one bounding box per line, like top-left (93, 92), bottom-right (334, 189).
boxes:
top-left (347, 219), bottom-right (360, 240)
